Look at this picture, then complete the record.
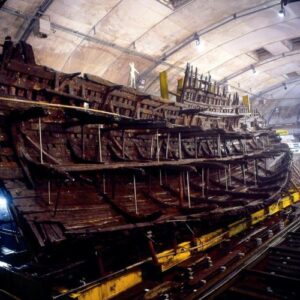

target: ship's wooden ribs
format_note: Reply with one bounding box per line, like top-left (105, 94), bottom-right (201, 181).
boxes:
top-left (101, 85), bottom-right (123, 109)
top-left (178, 108), bottom-right (206, 115)
top-left (8, 107), bottom-right (47, 122)
top-left (6, 60), bottom-right (55, 80)
top-left (42, 88), bottom-right (89, 106)
top-left (55, 72), bottom-right (81, 90)
top-left (25, 149), bottom-right (277, 173)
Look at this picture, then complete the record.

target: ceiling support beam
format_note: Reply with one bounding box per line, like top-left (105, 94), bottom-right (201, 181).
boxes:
top-left (139, 0), bottom-right (280, 80)
top-left (254, 78), bottom-right (300, 99)
top-left (219, 50), bottom-right (300, 84)
top-left (18, 0), bottom-right (53, 42)
top-left (1, 5), bottom-right (182, 72)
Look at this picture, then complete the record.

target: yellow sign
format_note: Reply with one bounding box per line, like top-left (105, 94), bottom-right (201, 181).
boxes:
top-left (242, 95), bottom-right (250, 111)
top-left (276, 129), bottom-right (289, 136)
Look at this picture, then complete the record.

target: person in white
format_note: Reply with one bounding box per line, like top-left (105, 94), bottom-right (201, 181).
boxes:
top-left (129, 62), bottom-right (139, 89)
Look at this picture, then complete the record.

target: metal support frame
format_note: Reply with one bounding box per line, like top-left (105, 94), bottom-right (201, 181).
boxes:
top-left (133, 175), bottom-right (138, 214)
top-left (122, 130), bottom-right (126, 159)
top-left (165, 133), bottom-right (170, 159)
top-left (48, 180), bottom-right (51, 205)
top-left (186, 171), bottom-right (191, 208)
top-left (228, 164), bottom-right (232, 186)
top-left (159, 169), bottom-right (163, 186)
top-left (98, 125), bottom-right (103, 162)
top-left (224, 167), bottom-right (228, 191)
top-left (242, 164), bottom-right (246, 185)
top-left (254, 159), bottom-right (258, 186)
top-left (18, 0), bottom-right (54, 42)
top-left (201, 168), bottom-right (205, 197)
top-left (38, 117), bottom-right (43, 164)
top-left (156, 130), bottom-right (160, 162)
top-left (103, 174), bottom-right (106, 194)
top-left (81, 125), bottom-right (85, 159)
top-left (150, 135), bottom-right (154, 159)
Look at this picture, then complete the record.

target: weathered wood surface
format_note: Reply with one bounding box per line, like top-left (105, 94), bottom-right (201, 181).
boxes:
top-left (0, 39), bottom-right (292, 269)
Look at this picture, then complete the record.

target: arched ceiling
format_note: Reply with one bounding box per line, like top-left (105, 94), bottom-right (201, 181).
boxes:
top-left (1, 0), bottom-right (300, 116)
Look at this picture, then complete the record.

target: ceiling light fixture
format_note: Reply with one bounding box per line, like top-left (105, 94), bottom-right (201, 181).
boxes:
top-left (194, 33), bottom-right (202, 51)
top-left (283, 82), bottom-right (287, 90)
top-left (0, 196), bottom-right (7, 210)
top-left (278, 1), bottom-right (286, 16)
top-left (251, 65), bottom-right (258, 75)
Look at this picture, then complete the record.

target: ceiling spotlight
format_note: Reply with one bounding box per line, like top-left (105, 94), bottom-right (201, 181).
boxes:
top-left (278, 7), bottom-right (285, 16)
top-left (251, 65), bottom-right (257, 74)
top-left (194, 33), bottom-right (202, 50)
top-left (278, 1), bottom-right (286, 17)
top-left (283, 82), bottom-right (287, 90)
top-left (0, 196), bottom-right (7, 210)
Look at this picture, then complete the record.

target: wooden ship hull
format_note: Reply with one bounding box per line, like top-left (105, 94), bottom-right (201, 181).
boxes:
top-left (0, 38), bottom-right (293, 299)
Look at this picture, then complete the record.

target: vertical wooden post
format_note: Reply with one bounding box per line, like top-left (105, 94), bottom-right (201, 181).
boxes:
top-left (147, 231), bottom-right (158, 265)
top-left (96, 249), bottom-right (106, 277)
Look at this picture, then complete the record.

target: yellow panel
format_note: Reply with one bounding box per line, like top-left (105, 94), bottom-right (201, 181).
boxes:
top-left (268, 203), bottom-right (280, 215)
top-left (251, 209), bottom-right (265, 225)
top-left (66, 191), bottom-right (300, 299)
top-left (177, 78), bottom-right (183, 102)
top-left (196, 229), bottom-right (224, 251)
top-left (242, 95), bottom-right (250, 111)
top-left (279, 196), bottom-right (291, 209)
top-left (177, 78), bottom-right (183, 93)
top-left (292, 192), bottom-right (300, 203)
top-left (159, 71), bottom-right (169, 100)
top-left (275, 129), bottom-right (289, 136)
top-left (70, 270), bottom-right (142, 300)
top-left (158, 241), bottom-right (191, 272)
top-left (228, 219), bottom-right (248, 237)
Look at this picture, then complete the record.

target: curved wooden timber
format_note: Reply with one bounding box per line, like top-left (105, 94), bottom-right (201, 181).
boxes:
top-left (0, 37), bottom-right (294, 300)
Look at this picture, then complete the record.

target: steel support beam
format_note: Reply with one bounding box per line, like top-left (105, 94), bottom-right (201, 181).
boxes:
top-left (18, 0), bottom-right (54, 42)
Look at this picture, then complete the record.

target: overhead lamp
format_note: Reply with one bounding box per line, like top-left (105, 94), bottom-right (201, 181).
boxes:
top-left (278, 1), bottom-right (286, 17)
top-left (278, 7), bottom-right (285, 16)
top-left (0, 196), bottom-right (7, 209)
top-left (194, 33), bottom-right (202, 51)
top-left (283, 82), bottom-right (287, 90)
top-left (251, 65), bottom-right (258, 75)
